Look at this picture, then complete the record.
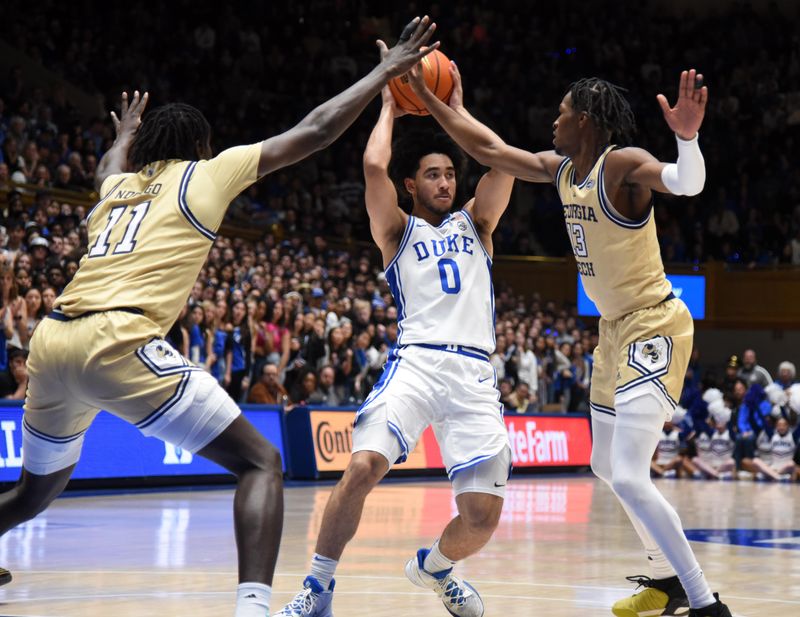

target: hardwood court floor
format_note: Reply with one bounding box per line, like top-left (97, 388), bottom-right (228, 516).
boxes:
top-left (0, 476), bottom-right (798, 616)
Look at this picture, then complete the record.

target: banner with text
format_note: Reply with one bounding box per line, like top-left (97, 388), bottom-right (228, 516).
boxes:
top-left (308, 411), bottom-right (591, 472)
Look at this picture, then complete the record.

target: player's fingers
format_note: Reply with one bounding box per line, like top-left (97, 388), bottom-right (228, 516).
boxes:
top-left (410, 15), bottom-right (430, 43)
top-left (686, 69), bottom-right (696, 98)
top-left (398, 17), bottom-right (420, 43)
top-left (693, 74), bottom-right (704, 103)
top-left (699, 86), bottom-right (709, 107)
top-left (110, 111), bottom-right (120, 130)
top-left (451, 60), bottom-right (462, 82)
top-left (417, 21), bottom-right (436, 47)
top-left (120, 91), bottom-right (129, 115)
top-left (679, 70), bottom-right (689, 99)
top-left (656, 93), bottom-right (671, 116)
top-left (376, 39), bottom-right (388, 54)
top-left (139, 91), bottom-right (150, 113)
top-left (416, 40), bottom-right (440, 59)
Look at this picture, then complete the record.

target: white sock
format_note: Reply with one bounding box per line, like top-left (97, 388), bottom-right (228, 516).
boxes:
top-left (681, 565), bottom-right (716, 609)
top-left (310, 553), bottom-right (338, 590)
top-left (235, 582), bottom-right (271, 617)
top-left (423, 539), bottom-right (456, 574)
top-left (647, 548), bottom-right (678, 580)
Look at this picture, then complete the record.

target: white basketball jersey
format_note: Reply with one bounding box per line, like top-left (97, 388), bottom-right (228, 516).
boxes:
top-left (769, 431), bottom-right (796, 468)
top-left (656, 428), bottom-right (681, 466)
top-left (709, 429), bottom-right (734, 467)
top-left (385, 211), bottom-right (495, 353)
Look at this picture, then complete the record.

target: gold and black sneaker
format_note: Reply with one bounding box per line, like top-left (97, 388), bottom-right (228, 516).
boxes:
top-left (0, 566), bottom-right (11, 586)
top-left (612, 575), bottom-right (690, 616)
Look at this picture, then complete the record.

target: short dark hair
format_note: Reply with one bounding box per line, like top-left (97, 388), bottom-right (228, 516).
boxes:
top-left (129, 103), bottom-right (211, 169)
top-left (389, 130), bottom-right (466, 194)
top-left (568, 78), bottom-right (636, 146)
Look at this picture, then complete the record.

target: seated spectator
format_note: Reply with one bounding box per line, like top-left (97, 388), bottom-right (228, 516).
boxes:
top-left (776, 361), bottom-right (796, 389)
top-left (744, 417), bottom-right (799, 482)
top-left (247, 363), bottom-right (289, 406)
top-left (506, 381), bottom-right (535, 414)
top-left (734, 382), bottom-right (771, 467)
top-left (737, 349), bottom-right (772, 388)
top-left (0, 346), bottom-right (28, 399)
top-left (651, 406), bottom-right (690, 479)
top-left (687, 400), bottom-right (736, 480)
top-left (308, 365), bottom-right (341, 406)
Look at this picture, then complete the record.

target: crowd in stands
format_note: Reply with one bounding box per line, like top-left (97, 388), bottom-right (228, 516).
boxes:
top-left (2, 0), bottom-right (800, 265)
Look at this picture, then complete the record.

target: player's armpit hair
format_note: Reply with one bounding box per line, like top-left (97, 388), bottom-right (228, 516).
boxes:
top-left (660, 133), bottom-right (705, 196)
top-left (569, 77), bottom-right (636, 146)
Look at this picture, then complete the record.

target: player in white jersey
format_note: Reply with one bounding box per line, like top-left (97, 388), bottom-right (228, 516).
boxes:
top-left (409, 62), bottom-right (732, 617)
top-left (275, 50), bottom-right (514, 617)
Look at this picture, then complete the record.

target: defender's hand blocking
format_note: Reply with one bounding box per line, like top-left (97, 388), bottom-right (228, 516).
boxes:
top-left (377, 16), bottom-right (439, 79)
top-left (657, 69), bottom-right (707, 141)
top-left (111, 90), bottom-right (149, 141)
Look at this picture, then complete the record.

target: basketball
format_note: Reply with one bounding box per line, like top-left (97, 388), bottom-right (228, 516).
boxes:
top-left (389, 49), bottom-right (454, 116)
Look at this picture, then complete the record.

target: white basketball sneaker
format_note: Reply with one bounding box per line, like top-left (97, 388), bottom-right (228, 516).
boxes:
top-left (272, 575), bottom-right (334, 617)
top-left (405, 548), bottom-right (484, 617)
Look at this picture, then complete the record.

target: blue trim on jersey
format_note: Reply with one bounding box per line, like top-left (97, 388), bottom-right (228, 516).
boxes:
top-left (597, 157), bottom-right (652, 229)
top-left (135, 337), bottom-right (200, 377)
top-left (448, 452), bottom-right (496, 479)
top-left (459, 209), bottom-right (492, 263)
top-left (136, 371), bottom-right (192, 430)
top-left (570, 166), bottom-right (594, 190)
top-left (487, 257), bottom-right (496, 348)
top-left (178, 162), bottom-right (217, 241)
top-left (590, 401), bottom-right (616, 417)
top-left (385, 216), bottom-right (415, 272)
top-left (385, 265), bottom-right (406, 345)
top-left (86, 177), bottom-right (126, 223)
top-left (435, 213), bottom-right (452, 229)
top-left (414, 343), bottom-right (490, 362)
top-left (22, 417), bottom-right (87, 444)
top-left (554, 157), bottom-right (570, 188)
top-left (386, 420), bottom-right (410, 464)
top-left (616, 337), bottom-right (673, 397)
top-left (356, 350), bottom-right (402, 419)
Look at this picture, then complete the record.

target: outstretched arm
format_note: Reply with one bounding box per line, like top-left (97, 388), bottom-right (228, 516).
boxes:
top-left (622, 69), bottom-right (708, 195)
top-left (363, 83), bottom-right (408, 266)
top-left (95, 90), bottom-right (149, 192)
top-left (256, 17), bottom-right (439, 178)
top-left (408, 61), bottom-right (563, 183)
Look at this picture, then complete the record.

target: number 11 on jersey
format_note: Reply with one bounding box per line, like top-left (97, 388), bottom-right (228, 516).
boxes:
top-left (88, 202), bottom-right (151, 257)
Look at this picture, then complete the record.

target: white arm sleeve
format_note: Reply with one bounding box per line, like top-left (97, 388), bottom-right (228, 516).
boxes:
top-left (660, 132), bottom-right (706, 196)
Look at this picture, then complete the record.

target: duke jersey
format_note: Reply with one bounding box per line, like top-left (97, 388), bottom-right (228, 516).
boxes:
top-left (56, 144), bottom-right (260, 334)
top-left (769, 431), bottom-right (796, 468)
top-left (555, 146), bottom-right (672, 320)
top-left (385, 210), bottom-right (495, 353)
top-left (656, 427), bottom-right (681, 466)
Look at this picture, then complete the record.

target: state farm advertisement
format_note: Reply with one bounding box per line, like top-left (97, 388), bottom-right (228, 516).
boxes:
top-left (309, 411), bottom-right (592, 473)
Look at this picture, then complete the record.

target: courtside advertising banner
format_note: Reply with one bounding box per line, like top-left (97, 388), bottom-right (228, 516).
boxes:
top-left (0, 404), bottom-right (286, 482)
top-left (309, 410), bottom-right (592, 472)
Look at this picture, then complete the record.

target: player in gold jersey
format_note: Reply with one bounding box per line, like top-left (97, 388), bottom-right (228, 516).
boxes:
top-left (411, 66), bottom-right (732, 617)
top-left (0, 17), bottom-right (439, 616)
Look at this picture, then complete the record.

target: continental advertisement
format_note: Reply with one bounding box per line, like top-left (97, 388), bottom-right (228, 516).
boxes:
top-left (309, 411), bottom-right (592, 473)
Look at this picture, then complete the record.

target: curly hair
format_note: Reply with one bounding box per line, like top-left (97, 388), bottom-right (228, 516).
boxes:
top-left (389, 130), bottom-right (466, 197)
top-left (568, 78), bottom-right (636, 146)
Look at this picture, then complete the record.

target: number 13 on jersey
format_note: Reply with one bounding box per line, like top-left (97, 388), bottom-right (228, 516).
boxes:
top-left (568, 222), bottom-right (588, 258)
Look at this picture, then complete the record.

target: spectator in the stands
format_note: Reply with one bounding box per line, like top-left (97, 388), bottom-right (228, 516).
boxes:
top-left (247, 362), bottom-right (289, 406)
top-left (309, 365), bottom-right (341, 406)
top-left (738, 349), bottom-right (773, 388)
top-left (0, 346), bottom-right (28, 399)
top-left (776, 361), bottom-right (796, 389)
top-left (507, 381), bottom-right (536, 414)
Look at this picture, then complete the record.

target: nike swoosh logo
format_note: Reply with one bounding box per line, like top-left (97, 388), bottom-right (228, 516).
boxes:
top-left (494, 482), bottom-right (506, 487)
top-left (478, 376), bottom-right (492, 383)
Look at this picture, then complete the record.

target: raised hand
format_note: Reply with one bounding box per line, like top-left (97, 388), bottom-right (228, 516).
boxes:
top-left (447, 61), bottom-right (464, 110)
top-left (657, 69), bottom-right (708, 140)
top-left (110, 90), bottom-right (149, 141)
top-left (377, 16), bottom-right (439, 79)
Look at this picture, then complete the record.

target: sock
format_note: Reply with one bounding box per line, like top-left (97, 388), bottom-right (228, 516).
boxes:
top-left (647, 548), bottom-right (678, 580)
top-left (680, 565), bottom-right (716, 609)
top-left (235, 582), bottom-right (271, 617)
top-left (423, 539), bottom-right (457, 574)
top-left (310, 553), bottom-right (338, 589)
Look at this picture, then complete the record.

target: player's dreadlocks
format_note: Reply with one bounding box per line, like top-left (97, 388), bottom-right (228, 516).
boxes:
top-left (129, 103), bottom-right (211, 169)
top-left (569, 78), bottom-right (636, 146)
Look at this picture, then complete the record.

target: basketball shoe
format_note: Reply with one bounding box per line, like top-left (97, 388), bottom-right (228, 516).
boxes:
top-left (612, 575), bottom-right (689, 616)
top-left (272, 575), bottom-right (334, 617)
top-left (688, 593), bottom-right (732, 616)
top-left (0, 567), bottom-right (11, 586)
top-left (405, 548), bottom-right (484, 617)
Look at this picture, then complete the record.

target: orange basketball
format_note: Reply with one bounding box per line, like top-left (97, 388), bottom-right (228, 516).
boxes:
top-left (388, 49), bottom-right (454, 116)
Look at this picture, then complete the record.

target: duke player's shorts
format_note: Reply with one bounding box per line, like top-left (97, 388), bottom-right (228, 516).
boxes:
top-left (589, 296), bottom-right (693, 424)
top-left (353, 344), bottom-right (511, 497)
top-left (22, 309), bottom-right (240, 475)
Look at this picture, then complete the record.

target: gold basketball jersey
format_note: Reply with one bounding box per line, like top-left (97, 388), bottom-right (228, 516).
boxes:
top-left (56, 143), bottom-right (260, 333)
top-left (555, 146), bottom-right (672, 320)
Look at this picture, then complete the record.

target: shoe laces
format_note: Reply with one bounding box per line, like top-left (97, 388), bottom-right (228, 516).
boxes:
top-left (434, 573), bottom-right (470, 608)
top-left (625, 575), bottom-right (656, 590)
top-left (283, 587), bottom-right (317, 616)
